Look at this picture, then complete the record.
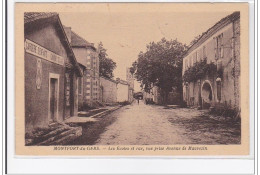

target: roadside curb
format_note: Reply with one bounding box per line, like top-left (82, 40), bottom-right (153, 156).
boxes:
top-left (91, 106), bottom-right (122, 119)
top-left (65, 105), bottom-right (123, 124)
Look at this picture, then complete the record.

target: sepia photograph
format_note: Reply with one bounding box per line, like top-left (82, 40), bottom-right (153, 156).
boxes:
top-left (15, 3), bottom-right (250, 155)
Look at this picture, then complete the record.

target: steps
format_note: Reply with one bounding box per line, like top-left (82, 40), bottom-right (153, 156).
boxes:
top-left (25, 123), bottom-right (82, 146)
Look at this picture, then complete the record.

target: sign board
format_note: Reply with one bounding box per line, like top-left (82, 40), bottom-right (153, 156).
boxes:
top-left (24, 39), bottom-right (64, 66)
top-left (36, 58), bottom-right (42, 89)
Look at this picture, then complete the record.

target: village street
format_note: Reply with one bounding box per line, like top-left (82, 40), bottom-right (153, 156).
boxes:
top-left (23, 12), bottom-right (242, 147)
top-left (69, 100), bottom-right (241, 145)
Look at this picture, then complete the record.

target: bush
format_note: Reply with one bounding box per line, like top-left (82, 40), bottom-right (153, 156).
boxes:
top-left (179, 101), bottom-right (187, 108)
top-left (118, 101), bottom-right (130, 106)
top-left (79, 102), bottom-right (96, 111)
top-left (145, 98), bottom-right (155, 105)
top-left (209, 104), bottom-right (240, 119)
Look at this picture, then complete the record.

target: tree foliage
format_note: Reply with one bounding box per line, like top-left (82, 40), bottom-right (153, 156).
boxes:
top-left (130, 38), bottom-right (188, 104)
top-left (98, 42), bottom-right (117, 79)
top-left (183, 60), bottom-right (217, 82)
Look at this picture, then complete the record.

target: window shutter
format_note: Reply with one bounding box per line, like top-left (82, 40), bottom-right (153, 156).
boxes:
top-left (214, 37), bottom-right (217, 59)
top-left (203, 46), bottom-right (206, 60)
top-left (221, 44), bottom-right (224, 58)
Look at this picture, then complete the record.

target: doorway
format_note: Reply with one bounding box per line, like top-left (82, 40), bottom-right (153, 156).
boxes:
top-left (49, 73), bottom-right (59, 123)
top-left (201, 80), bottom-right (213, 109)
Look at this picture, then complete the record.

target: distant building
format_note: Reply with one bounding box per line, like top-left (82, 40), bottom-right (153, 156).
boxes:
top-left (24, 13), bottom-right (82, 132)
top-left (182, 12), bottom-right (240, 110)
top-left (151, 86), bottom-right (161, 104)
top-left (116, 78), bottom-right (129, 102)
top-left (100, 76), bottom-right (117, 104)
top-left (64, 27), bottom-right (100, 108)
top-left (126, 67), bottom-right (134, 89)
top-left (126, 68), bottom-right (134, 103)
top-left (142, 86), bottom-right (161, 104)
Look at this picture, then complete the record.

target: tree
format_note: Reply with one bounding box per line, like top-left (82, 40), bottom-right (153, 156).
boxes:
top-left (98, 42), bottom-right (117, 79)
top-left (130, 38), bottom-right (187, 104)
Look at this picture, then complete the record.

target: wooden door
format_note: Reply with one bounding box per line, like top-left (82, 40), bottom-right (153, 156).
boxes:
top-left (50, 78), bottom-right (57, 122)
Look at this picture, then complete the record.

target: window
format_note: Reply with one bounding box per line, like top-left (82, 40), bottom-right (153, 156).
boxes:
top-left (215, 33), bottom-right (224, 59)
top-left (195, 52), bottom-right (198, 63)
top-left (203, 46), bottom-right (206, 59)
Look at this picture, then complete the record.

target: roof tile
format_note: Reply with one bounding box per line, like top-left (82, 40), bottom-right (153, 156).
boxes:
top-left (71, 31), bottom-right (94, 48)
top-left (24, 12), bottom-right (58, 24)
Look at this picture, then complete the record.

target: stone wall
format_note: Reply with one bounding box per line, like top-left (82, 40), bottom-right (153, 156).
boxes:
top-left (100, 77), bottom-right (117, 103)
top-left (117, 83), bottom-right (129, 102)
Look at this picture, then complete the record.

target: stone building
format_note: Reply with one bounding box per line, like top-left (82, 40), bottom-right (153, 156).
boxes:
top-left (64, 27), bottom-right (100, 109)
top-left (126, 67), bottom-right (134, 103)
top-left (151, 86), bottom-right (161, 104)
top-left (24, 13), bottom-right (82, 132)
top-left (182, 12), bottom-right (240, 110)
top-left (100, 76), bottom-right (118, 104)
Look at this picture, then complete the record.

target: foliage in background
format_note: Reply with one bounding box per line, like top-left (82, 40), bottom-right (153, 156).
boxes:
top-left (98, 42), bottom-right (117, 79)
top-left (130, 38), bottom-right (188, 104)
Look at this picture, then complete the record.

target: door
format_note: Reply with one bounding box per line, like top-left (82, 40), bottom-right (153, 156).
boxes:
top-left (186, 85), bottom-right (189, 106)
top-left (50, 78), bottom-right (58, 122)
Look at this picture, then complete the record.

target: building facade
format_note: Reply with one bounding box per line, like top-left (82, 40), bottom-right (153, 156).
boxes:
top-left (100, 76), bottom-right (118, 104)
top-left (64, 27), bottom-right (100, 108)
top-left (126, 68), bottom-right (134, 103)
top-left (24, 13), bottom-right (82, 132)
top-left (182, 12), bottom-right (240, 110)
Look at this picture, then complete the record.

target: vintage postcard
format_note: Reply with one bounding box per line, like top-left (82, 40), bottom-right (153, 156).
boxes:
top-left (15, 2), bottom-right (250, 156)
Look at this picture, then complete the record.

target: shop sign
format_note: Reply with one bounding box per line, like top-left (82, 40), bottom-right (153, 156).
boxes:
top-left (36, 58), bottom-right (42, 89)
top-left (24, 39), bottom-right (64, 66)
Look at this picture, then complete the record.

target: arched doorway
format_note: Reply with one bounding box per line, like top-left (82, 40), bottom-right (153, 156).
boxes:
top-left (201, 80), bottom-right (213, 109)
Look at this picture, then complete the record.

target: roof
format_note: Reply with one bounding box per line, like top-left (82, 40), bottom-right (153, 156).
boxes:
top-left (24, 12), bottom-right (58, 24)
top-left (24, 12), bottom-right (83, 77)
top-left (71, 31), bottom-right (96, 50)
top-left (184, 11), bottom-right (240, 57)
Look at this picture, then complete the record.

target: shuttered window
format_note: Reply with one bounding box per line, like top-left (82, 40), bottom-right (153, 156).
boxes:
top-left (203, 46), bottom-right (206, 59)
top-left (215, 33), bottom-right (224, 59)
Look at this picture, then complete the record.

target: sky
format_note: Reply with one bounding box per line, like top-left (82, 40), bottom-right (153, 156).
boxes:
top-left (59, 7), bottom-right (231, 91)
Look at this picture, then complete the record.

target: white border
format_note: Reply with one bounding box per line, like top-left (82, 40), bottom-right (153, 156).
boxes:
top-left (5, 0), bottom-right (256, 174)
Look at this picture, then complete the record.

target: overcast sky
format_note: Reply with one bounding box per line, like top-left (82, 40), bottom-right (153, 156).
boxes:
top-left (59, 8), bottom-right (231, 91)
